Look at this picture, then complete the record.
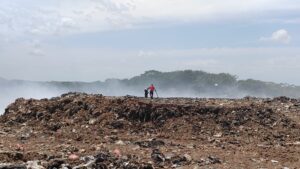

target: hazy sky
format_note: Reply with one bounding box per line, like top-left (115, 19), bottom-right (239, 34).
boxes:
top-left (1, 0), bottom-right (300, 84)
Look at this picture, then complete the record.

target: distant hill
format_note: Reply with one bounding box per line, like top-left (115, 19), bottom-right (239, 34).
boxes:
top-left (118, 70), bottom-right (300, 98)
top-left (1, 70), bottom-right (300, 98)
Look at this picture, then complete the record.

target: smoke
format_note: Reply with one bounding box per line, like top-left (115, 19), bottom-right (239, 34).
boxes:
top-left (0, 82), bottom-right (63, 114)
top-left (0, 77), bottom-right (291, 114)
top-left (0, 80), bottom-right (200, 114)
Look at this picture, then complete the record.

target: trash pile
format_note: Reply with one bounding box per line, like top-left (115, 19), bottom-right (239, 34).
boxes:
top-left (0, 92), bottom-right (300, 168)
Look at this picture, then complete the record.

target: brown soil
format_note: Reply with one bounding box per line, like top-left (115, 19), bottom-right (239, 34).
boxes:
top-left (0, 93), bottom-right (300, 169)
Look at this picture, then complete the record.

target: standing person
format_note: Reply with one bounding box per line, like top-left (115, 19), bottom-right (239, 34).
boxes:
top-left (144, 89), bottom-right (149, 98)
top-left (147, 84), bottom-right (156, 99)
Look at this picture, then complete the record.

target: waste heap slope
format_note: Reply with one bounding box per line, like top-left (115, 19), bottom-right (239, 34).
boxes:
top-left (0, 93), bottom-right (300, 168)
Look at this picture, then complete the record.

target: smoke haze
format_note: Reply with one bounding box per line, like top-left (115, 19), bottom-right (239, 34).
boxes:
top-left (1, 70), bottom-right (300, 114)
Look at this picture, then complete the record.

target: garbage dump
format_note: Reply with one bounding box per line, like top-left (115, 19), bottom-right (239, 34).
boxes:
top-left (0, 93), bottom-right (300, 168)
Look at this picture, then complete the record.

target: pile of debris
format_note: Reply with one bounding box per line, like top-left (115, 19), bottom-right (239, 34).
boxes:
top-left (0, 92), bottom-right (300, 168)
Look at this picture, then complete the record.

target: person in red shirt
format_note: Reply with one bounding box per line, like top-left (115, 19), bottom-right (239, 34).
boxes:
top-left (147, 84), bottom-right (156, 99)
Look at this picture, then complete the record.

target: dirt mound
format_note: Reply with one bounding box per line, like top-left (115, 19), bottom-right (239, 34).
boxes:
top-left (0, 93), bottom-right (300, 168)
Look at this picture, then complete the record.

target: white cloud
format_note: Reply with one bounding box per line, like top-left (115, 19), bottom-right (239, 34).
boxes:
top-left (260, 29), bottom-right (291, 44)
top-left (0, 0), bottom-right (300, 37)
top-left (271, 29), bottom-right (291, 44)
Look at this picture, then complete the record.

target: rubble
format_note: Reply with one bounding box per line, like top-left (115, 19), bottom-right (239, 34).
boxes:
top-left (0, 163), bottom-right (26, 169)
top-left (135, 139), bottom-right (165, 148)
top-left (26, 161), bottom-right (44, 169)
top-left (207, 156), bottom-right (221, 164)
top-left (151, 149), bottom-right (165, 164)
top-left (68, 154), bottom-right (79, 161)
top-left (0, 92), bottom-right (300, 168)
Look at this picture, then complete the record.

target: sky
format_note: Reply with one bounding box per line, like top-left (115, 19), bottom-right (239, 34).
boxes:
top-left (1, 0), bottom-right (300, 84)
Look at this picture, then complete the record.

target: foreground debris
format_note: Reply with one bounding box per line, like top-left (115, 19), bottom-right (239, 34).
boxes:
top-left (0, 93), bottom-right (300, 168)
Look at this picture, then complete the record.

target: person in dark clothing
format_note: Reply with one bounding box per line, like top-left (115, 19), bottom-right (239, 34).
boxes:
top-left (144, 89), bottom-right (149, 98)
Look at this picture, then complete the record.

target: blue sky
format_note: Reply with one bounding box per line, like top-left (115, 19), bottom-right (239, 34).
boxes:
top-left (0, 0), bottom-right (300, 84)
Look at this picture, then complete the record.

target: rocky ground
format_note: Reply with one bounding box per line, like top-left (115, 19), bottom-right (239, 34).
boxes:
top-left (0, 93), bottom-right (300, 169)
